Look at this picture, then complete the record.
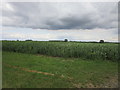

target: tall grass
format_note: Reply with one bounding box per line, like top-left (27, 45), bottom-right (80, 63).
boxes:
top-left (2, 41), bottom-right (119, 61)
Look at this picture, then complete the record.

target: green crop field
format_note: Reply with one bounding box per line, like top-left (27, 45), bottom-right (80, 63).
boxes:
top-left (2, 41), bottom-right (119, 88)
top-left (2, 41), bottom-right (119, 61)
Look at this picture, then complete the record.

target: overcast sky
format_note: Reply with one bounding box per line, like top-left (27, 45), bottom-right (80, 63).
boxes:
top-left (1, 2), bottom-right (118, 42)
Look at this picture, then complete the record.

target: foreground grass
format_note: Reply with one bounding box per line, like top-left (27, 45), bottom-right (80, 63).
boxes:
top-left (3, 52), bottom-right (118, 88)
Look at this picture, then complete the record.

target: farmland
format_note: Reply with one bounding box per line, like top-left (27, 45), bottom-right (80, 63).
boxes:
top-left (2, 41), bottom-right (119, 88)
top-left (2, 41), bottom-right (119, 61)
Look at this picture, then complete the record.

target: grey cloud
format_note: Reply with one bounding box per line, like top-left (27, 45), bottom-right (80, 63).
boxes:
top-left (60, 16), bottom-right (94, 29)
top-left (2, 2), bottom-right (118, 30)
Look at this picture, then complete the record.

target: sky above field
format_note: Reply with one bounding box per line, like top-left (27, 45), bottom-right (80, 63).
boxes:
top-left (1, 2), bottom-right (118, 42)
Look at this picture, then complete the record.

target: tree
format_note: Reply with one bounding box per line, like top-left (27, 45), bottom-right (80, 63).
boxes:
top-left (64, 39), bottom-right (68, 42)
top-left (99, 40), bottom-right (104, 43)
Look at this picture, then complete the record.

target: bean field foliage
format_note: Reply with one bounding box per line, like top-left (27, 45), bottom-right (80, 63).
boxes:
top-left (2, 41), bottom-right (119, 61)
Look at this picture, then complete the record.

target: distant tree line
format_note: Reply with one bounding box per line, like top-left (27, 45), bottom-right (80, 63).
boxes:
top-left (25, 39), bottom-right (33, 41)
top-left (8, 39), bottom-right (106, 43)
top-left (49, 39), bottom-right (68, 42)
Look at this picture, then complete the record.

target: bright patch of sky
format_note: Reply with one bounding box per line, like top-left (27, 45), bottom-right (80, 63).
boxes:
top-left (2, 26), bottom-right (118, 42)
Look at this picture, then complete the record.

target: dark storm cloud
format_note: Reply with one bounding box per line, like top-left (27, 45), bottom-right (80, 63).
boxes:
top-left (2, 2), bottom-right (118, 30)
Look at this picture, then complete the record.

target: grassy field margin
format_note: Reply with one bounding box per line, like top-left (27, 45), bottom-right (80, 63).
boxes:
top-left (3, 51), bottom-right (118, 88)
